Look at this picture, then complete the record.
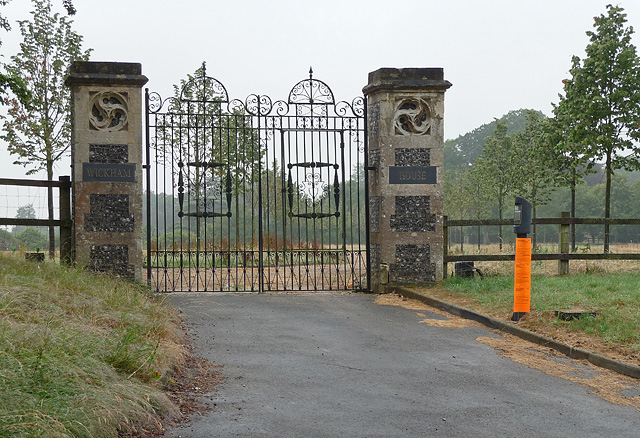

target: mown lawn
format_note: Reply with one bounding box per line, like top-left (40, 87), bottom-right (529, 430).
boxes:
top-left (423, 271), bottom-right (640, 361)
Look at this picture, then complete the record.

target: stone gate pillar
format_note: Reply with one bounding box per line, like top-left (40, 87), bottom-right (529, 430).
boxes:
top-left (363, 68), bottom-right (452, 292)
top-left (65, 62), bottom-right (148, 281)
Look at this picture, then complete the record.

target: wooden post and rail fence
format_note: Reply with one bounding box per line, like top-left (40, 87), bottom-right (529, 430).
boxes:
top-left (0, 177), bottom-right (73, 264)
top-left (443, 214), bottom-right (640, 278)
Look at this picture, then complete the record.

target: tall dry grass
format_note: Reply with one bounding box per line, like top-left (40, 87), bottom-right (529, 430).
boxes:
top-left (0, 254), bottom-right (186, 437)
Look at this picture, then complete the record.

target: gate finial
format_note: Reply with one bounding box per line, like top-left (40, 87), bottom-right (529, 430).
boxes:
top-left (309, 66), bottom-right (313, 79)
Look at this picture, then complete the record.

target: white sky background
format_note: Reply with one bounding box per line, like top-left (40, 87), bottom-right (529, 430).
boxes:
top-left (1, 0), bottom-right (640, 184)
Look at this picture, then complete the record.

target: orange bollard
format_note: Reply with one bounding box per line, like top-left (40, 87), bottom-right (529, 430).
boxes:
top-left (512, 237), bottom-right (531, 321)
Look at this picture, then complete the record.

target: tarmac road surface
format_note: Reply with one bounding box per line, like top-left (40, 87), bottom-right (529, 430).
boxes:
top-left (166, 292), bottom-right (640, 438)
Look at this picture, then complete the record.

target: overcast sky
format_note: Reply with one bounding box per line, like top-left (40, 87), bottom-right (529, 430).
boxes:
top-left (2, 0), bottom-right (640, 182)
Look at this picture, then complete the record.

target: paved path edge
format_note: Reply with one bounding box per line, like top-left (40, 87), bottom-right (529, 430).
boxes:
top-left (386, 285), bottom-right (640, 380)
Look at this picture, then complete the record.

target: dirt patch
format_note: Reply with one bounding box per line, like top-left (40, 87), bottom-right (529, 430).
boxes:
top-left (477, 334), bottom-right (640, 411)
top-left (418, 318), bottom-right (479, 328)
top-left (375, 293), bottom-right (481, 328)
top-left (375, 293), bottom-right (433, 311)
top-left (119, 348), bottom-right (223, 437)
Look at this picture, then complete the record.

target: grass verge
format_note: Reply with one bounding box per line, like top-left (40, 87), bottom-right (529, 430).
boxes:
top-left (420, 271), bottom-right (640, 365)
top-left (0, 254), bottom-right (186, 437)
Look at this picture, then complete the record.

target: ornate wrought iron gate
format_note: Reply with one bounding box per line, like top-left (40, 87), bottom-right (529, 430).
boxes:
top-left (145, 69), bottom-right (369, 292)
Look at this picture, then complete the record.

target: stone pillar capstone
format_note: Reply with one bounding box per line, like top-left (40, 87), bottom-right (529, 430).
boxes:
top-left (363, 68), bottom-right (452, 292)
top-left (65, 62), bottom-right (148, 281)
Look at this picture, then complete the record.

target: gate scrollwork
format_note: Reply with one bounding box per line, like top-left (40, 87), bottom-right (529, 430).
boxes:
top-left (146, 67), bottom-right (368, 292)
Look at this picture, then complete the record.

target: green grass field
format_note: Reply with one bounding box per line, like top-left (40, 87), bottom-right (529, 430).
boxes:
top-left (434, 271), bottom-right (640, 358)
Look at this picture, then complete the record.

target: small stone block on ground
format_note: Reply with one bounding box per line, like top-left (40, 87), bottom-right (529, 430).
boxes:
top-left (555, 310), bottom-right (598, 321)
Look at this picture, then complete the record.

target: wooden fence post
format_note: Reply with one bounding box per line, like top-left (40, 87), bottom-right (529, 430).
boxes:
top-left (59, 175), bottom-right (73, 265)
top-left (558, 212), bottom-right (570, 275)
top-left (443, 216), bottom-right (448, 279)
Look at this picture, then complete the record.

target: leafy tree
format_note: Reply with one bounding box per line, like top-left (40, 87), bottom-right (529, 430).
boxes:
top-left (547, 104), bottom-right (595, 250)
top-left (16, 227), bottom-right (48, 251)
top-left (12, 203), bottom-right (37, 235)
top-left (444, 167), bottom-right (492, 251)
top-left (0, 0), bottom-right (29, 105)
top-left (0, 0), bottom-right (91, 259)
top-left (444, 109), bottom-right (534, 174)
top-left (511, 111), bottom-right (560, 247)
top-left (470, 119), bottom-right (516, 250)
top-left (0, 228), bottom-right (17, 251)
top-left (0, 0), bottom-right (74, 105)
top-left (61, 0), bottom-right (75, 15)
top-left (555, 5), bottom-right (640, 252)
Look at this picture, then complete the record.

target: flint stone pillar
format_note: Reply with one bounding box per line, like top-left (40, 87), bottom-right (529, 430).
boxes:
top-left (363, 68), bottom-right (452, 292)
top-left (65, 62), bottom-right (148, 281)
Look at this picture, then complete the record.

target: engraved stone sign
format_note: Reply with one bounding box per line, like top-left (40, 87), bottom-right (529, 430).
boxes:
top-left (82, 163), bottom-right (136, 182)
top-left (389, 166), bottom-right (437, 184)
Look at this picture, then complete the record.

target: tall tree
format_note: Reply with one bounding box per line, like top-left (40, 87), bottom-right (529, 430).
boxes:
top-left (555, 5), bottom-right (640, 252)
top-left (471, 120), bottom-right (515, 251)
top-left (511, 111), bottom-right (560, 247)
top-left (0, 0), bottom-right (74, 105)
top-left (444, 167), bottom-right (491, 251)
top-left (0, 0), bottom-right (29, 105)
top-left (0, 0), bottom-right (91, 259)
top-left (12, 203), bottom-right (37, 235)
top-left (549, 91), bottom-right (594, 250)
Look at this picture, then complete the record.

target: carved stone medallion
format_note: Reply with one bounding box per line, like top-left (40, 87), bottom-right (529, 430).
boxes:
top-left (89, 91), bottom-right (128, 131)
top-left (393, 98), bottom-right (431, 136)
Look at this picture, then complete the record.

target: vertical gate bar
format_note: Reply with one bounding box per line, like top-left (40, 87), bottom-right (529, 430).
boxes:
top-left (351, 118), bottom-right (360, 288)
top-left (155, 114), bottom-right (161, 291)
top-left (293, 127), bottom-right (301, 290)
top-left (305, 128), bottom-right (311, 290)
top-left (357, 115), bottom-right (364, 288)
top-left (345, 120), bottom-right (350, 288)
top-left (216, 104), bottom-right (221, 292)
top-left (325, 127), bottom-right (332, 290)
top-left (170, 114), bottom-right (177, 292)
top-left (196, 110), bottom-right (201, 292)
top-left (331, 126), bottom-right (337, 289)
top-left (162, 116), bottom-right (168, 290)
top-left (145, 89), bottom-right (152, 287)
top-left (257, 100), bottom-right (264, 293)
top-left (222, 110), bottom-right (229, 292)
top-left (264, 119), bottom-right (272, 291)
top-left (183, 112), bottom-right (187, 292)
top-left (231, 114), bottom-right (236, 292)
top-left (250, 114), bottom-right (257, 291)
top-left (271, 122), bottom-right (280, 291)
top-left (340, 130), bottom-right (347, 290)
top-left (184, 110), bottom-right (190, 291)
top-left (280, 129), bottom-right (287, 290)
top-left (202, 113), bottom-right (209, 291)
top-left (246, 116), bottom-right (252, 291)
top-left (344, 122), bottom-right (351, 289)
top-left (287, 126), bottom-right (295, 290)
top-left (225, 113), bottom-right (231, 291)
top-left (363, 96), bottom-right (371, 292)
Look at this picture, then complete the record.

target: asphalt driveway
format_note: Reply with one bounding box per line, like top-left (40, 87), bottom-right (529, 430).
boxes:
top-left (166, 292), bottom-right (640, 437)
